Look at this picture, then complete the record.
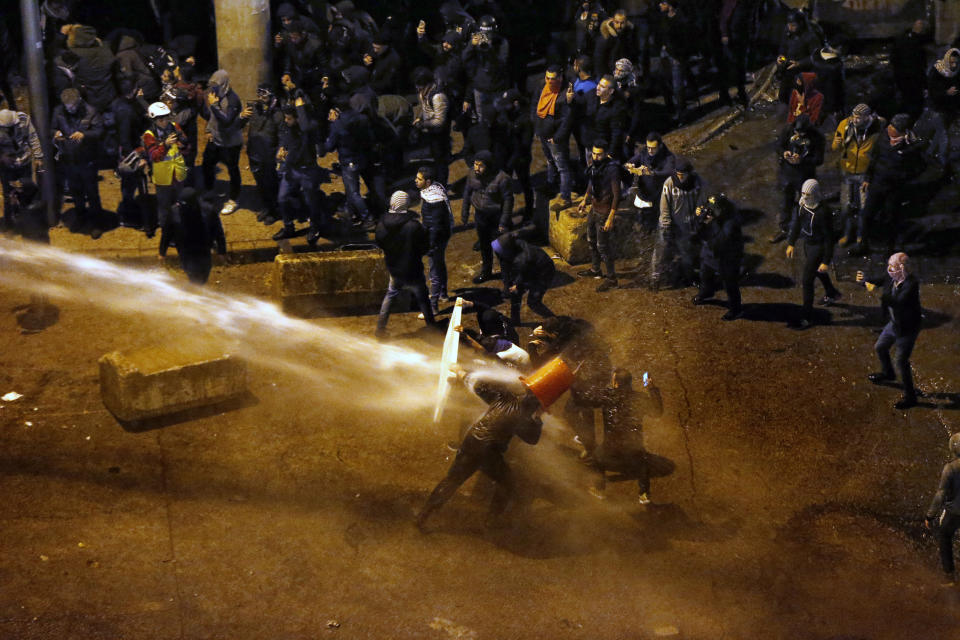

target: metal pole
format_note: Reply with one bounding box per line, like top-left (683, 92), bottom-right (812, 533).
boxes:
top-left (19, 0), bottom-right (58, 226)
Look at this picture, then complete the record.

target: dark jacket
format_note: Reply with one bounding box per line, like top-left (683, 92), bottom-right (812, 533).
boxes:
top-left (66, 25), bottom-right (117, 111)
top-left (369, 47), bottom-right (402, 94)
top-left (594, 17), bottom-right (639, 77)
top-left (116, 35), bottom-right (159, 100)
top-left (201, 87), bottom-right (244, 148)
top-left (696, 207), bottom-right (744, 270)
top-left (787, 201), bottom-right (835, 261)
top-left (891, 29), bottom-right (929, 90)
top-left (160, 195), bottom-right (227, 258)
top-left (593, 94), bottom-right (628, 156)
top-left (654, 9), bottom-right (691, 59)
top-left (420, 183), bottom-right (454, 232)
top-left (461, 36), bottom-right (509, 94)
top-left (108, 95), bottom-right (144, 156)
top-left (463, 169), bottom-right (514, 226)
top-left (797, 51), bottom-right (844, 115)
top-left (51, 101), bottom-right (104, 163)
top-left (864, 273), bottom-right (922, 335)
top-left (777, 117), bottom-right (825, 187)
top-left (464, 373), bottom-right (542, 447)
top-left (243, 99), bottom-right (283, 164)
top-left (579, 384), bottom-right (663, 440)
top-left (494, 232), bottom-right (556, 290)
top-left (585, 156), bottom-right (622, 214)
top-left (278, 104), bottom-right (320, 170)
top-left (865, 131), bottom-right (926, 186)
top-left (325, 108), bottom-right (374, 168)
top-left (778, 23), bottom-right (821, 63)
top-left (279, 33), bottom-right (328, 87)
top-left (530, 81), bottom-right (572, 142)
top-left (375, 210), bottom-right (429, 279)
top-left (493, 108), bottom-right (534, 170)
top-left (627, 143), bottom-right (675, 201)
top-left (926, 66), bottom-right (960, 115)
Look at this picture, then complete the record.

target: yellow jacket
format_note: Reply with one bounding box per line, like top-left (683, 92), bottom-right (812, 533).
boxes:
top-left (832, 117), bottom-right (885, 175)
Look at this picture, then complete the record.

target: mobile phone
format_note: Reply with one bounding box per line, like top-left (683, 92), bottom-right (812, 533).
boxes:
top-left (642, 372), bottom-right (649, 387)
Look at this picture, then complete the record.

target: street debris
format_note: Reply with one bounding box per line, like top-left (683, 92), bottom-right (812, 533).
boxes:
top-left (2, 392), bottom-right (23, 401)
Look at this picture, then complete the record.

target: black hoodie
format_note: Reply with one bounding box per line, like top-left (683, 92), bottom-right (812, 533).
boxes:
top-left (375, 210), bottom-right (429, 279)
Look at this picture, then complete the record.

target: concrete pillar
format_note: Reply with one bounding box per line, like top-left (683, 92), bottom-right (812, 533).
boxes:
top-left (936, 0), bottom-right (960, 45)
top-left (212, 0), bottom-right (271, 102)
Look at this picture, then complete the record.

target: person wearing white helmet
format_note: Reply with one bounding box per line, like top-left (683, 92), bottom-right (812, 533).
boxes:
top-left (0, 108), bottom-right (44, 229)
top-left (142, 101), bottom-right (190, 239)
top-left (925, 433), bottom-right (960, 587)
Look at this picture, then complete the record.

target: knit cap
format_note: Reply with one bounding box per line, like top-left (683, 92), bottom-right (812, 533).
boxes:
top-left (389, 190), bottom-right (410, 213)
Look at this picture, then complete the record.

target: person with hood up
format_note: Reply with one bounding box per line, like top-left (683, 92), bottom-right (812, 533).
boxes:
top-left (856, 252), bottom-right (922, 410)
top-left (61, 24), bottom-right (116, 111)
top-left (158, 187), bottom-right (226, 285)
top-left (324, 95), bottom-right (378, 228)
top-left (462, 150), bottom-right (514, 284)
top-left (52, 87), bottom-right (104, 237)
top-left (577, 139), bottom-right (623, 292)
top-left (273, 100), bottom-right (328, 246)
top-left (460, 15), bottom-right (509, 123)
top-left (240, 84), bottom-right (283, 226)
top-left (692, 194), bottom-right (744, 320)
top-left (775, 11), bottom-right (823, 104)
top-left (364, 33), bottom-right (402, 95)
top-left (415, 364), bottom-right (546, 532)
top-left (415, 166), bottom-right (453, 315)
top-left (374, 191), bottom-right (436, 338)
top-left (891, 20), bottom-right (930, 117)
top-left (771, 114), bottom-right (824, 244)
top-left (492, 89), bottom-right (534, 221)
top-left (492, 231), bottom-right (556, 325)
top-left (927, 48), bottom-right (960, 124)
top-left (200, 69), bottom-right (244, 216)
top-left (924, 432), bottom-right (960, 587)
top-left (849, 113), bottom-right (926, 255)
top-left (652, 157), bottom-right (706, 291)
top-left (115, 34), bottom-right (160, 101)
top-left (785, 179), bottom-right (841, 329)
top-left (832, 103), bottom-right (885, 247)
top-left (654, 0), bottom-right (692, 123)
top-left (788, 72), bottom-right (824, 125)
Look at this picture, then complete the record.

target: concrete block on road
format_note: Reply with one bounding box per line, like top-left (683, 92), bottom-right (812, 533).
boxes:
top-left (273, 248), bottom-right (389, 316)
top-left (549, 196), bottom-right (641, 265)
top-left (99, 346), bottom-right (247, 422)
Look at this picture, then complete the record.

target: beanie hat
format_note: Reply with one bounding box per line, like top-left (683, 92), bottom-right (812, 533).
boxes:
top-left (889, 113), bottom-right (912, 133)
top-left (851, 103), bottom-right (871, 117)
top-left (799, 179), bottom-right (821, 209)
top-left (474, 150), bottom-right (493, 166)
top-left (389, 190), bottom-right (410, 213)
top-left (675, 158), bottom-right (693, 173)
top-left (277, 3), bottom-right (298, 18)
top-left (614, 58), bottom-right (634, 74)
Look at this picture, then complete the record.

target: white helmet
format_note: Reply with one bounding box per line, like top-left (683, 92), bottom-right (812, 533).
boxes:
top-left (148, 102), bottom-right (171, 118)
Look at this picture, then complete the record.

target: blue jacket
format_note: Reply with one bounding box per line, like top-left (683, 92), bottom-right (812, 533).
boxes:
top-left (324, 109), bottom-right (373, 169)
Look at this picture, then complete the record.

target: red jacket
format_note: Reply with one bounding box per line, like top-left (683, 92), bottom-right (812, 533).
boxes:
top-left (141, 123), bottom-right (190, 163)
top-left (788, 72), bottom-right (824, 125)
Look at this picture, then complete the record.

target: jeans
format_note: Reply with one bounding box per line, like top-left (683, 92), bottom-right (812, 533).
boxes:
top-left (423, 131), bottom-right (450, 187)
top-left (540, 137), bottom-right (572, 200)
top-left (660, 52), bottom-right (686, 116)
top-left (475, 209), bottom-right (501, 276)
top-left (839, 173), bottom-right (866, 239)
top-left (376, 273), bottom-right (435, 332)
top-left (699, 261), bottom-right (742, 312)
top-left (875, 321), bottom-right (919, 400)
top-left (250, 158), bottom-right (279, 215)
top-left (800, 241), bottom-right (839, 319)
top-left (652, 231), bottom-right (699, 286)
top-left (509, 283), bottom-right (555, 325)
top-left (427, 225), bottom-right (451, 304)
top-left (340, 160), bottom-right (370, 220)
top-left (279, 166), bottom-right (327, 231)
top-left (201, 144), bottom-right (242, 201)
top-left (588, 211), bottom-right (616, 279)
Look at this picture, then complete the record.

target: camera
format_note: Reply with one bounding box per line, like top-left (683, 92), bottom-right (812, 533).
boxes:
top-left (474, 31), bottom-right (492, 50)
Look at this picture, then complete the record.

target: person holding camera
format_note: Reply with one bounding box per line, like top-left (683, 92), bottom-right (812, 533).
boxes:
top-left (52, 88), bottom-right (105, 237)
top-left (461, 15), bottom-right (509, 123)
top-left (625, 132), bottom-right (675, 233)
top-left (240, 84), bottom-right (283, 226)
top-left (273, 99), bottom-right (327, 245)
top-left (200, 70), bottom-right (243, 216)
top-left (856, 252), bottom-right (922, 410)
top-left (771, 114), bottom-right (824, 244)
top-left (925, 433), bottom-right (960, 588)
top-left (692, 194), bottom-right (744, 320)
top-left (143, 101), bottom-right (190, 239)
top-left (785, 178), bottom-right (841, 329)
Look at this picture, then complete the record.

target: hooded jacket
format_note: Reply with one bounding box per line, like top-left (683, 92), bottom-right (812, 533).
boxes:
top-left (243, 99), bottom-right (283, 163)
top-left (832, 114), bottom-right (885, 175)
top-left (0, 111), bottom-right (43, 168)
top-left (659, 172), bottom-right (706, 239)
top-left (202, 70), bottom-right (244, 148)
top-left (866, 129), bottom-right (926, 185)
top-left (375, 210), bottom-right (429, 279)
top-left (51, 100), bottom-right (103, 163)
top-left (788, 72), bottom-right (824, 125)
top-left (777, 116), bottom-right (825, 186)
top-left (494, 231), bottom-right (556, 291)
top-left (324, 107), bottom-right (374, 168)
top-left (116, 35), bottom-right (159, 100)
top-left (65, 25), bottom-right (117, 111)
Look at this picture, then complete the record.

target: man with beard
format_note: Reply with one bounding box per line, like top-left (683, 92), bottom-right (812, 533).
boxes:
top-left (415, 166), bottom-right (454, 315)
top-left (273, 101), bottom-right (328, 245)
top-left (594, 9), bottom-right (639, 78)
top-left (692, 194), bottom-right (744, 320)
top-left (832, 104), bottom-right (885, 248)
top-left (652, 158), bottom-right (706, 291)
top-left (857, 252), bottom-right (922, 410)
top-left (592, 75), bottom-right (628, 160)
top-left (625, 132), bottom-right (675, 232)
top-left (200, 70), bottom-right (244, 216)
top-left (531, 67), bottom-right (573, 211)
top-left (276, 20), bottom-right (328, 95)
top-left (462, 150), bottom-right (514, 283)
top-left (241, 84), bottom-right (284, 226)
top-left (785, 179), bottom-right (841, 329)
top-left (771, 114), bottom-right (824, 244)
top-left (52, 88), bottom-right (104, 237)
top-left (577, 140), bottom-right (622, 292)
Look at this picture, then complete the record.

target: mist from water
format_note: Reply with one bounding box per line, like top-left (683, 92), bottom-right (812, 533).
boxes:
top-left (0, 238), bottom-right (517, 419)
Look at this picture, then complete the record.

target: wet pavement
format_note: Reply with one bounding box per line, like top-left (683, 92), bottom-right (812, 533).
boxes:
top-left (1, 79), bottom-right (960, 639)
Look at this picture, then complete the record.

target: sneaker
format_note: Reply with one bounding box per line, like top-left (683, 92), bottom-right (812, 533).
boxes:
top-left (596, 278), bottom-right (617, 292)
top-left (272, 226), bottom-right (296, 241)
top-left (867, 371), bottom-right (896, 385)
top-left (820, 291), bottom-right (842, 306)
top-left (306, 231), bottom-right (322, 246)
top-left (220, 199), bottom-right (238, 215)
top-left (894, 396), bottom-right (918, 410)
top-left (577, 268), bottom-right (602, 279)
top-left (768, 230), bottom-right (787, 244)
top-left (721, 309), bottom-right (742, 321)
top-left (637, 492), bottom-right (651, 505)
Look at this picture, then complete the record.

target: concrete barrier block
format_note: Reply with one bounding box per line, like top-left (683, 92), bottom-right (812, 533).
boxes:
top-left (548, 196), bottom-right (641, 265)
top-left (99, 346), bottom-right (247, 422)
top-left (273, 249), bottom-right (389, 315)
